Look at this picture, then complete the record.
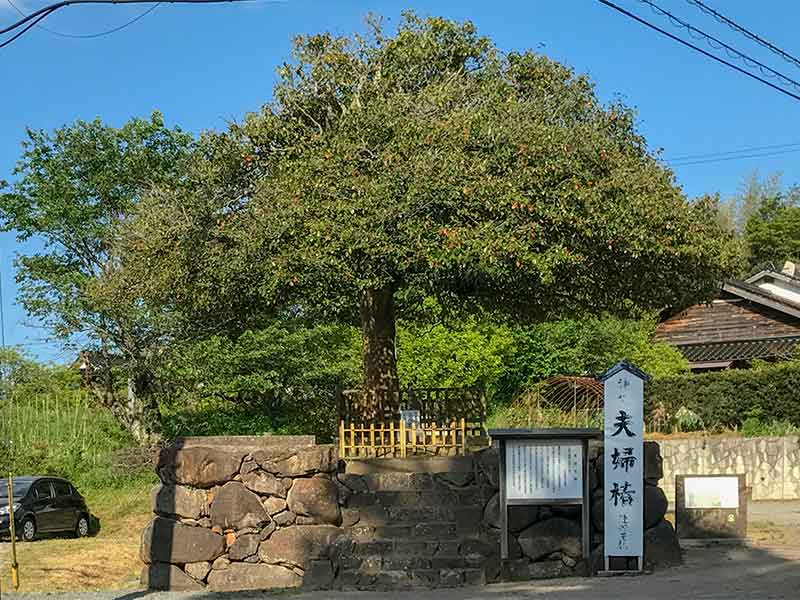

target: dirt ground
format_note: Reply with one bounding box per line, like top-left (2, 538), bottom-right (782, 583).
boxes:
top-left (1, 498), bottom-right (798, 598)
top-left (0, 484), bottom-right (153, 592)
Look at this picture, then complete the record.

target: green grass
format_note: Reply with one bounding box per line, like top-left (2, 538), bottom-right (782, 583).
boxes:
top-left (0, 391), bottom-right (153, 489)
top-left (0, 391), bottom-right (157, 592)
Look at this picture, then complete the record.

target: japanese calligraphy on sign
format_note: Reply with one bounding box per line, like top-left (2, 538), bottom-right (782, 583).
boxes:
top-left (601, 361), bottom-right (647, 562)
top-left (505, 441), bottom-right (583, 501)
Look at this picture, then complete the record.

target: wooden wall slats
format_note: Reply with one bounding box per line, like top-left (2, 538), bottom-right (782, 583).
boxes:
top-left (656, 296), bottom-right (800, 346)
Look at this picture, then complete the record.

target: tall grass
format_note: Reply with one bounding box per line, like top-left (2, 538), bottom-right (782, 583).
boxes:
top-left (0, 391), bottom-right (154, 489)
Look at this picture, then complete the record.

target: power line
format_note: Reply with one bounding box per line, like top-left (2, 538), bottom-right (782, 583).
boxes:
top-left (667, 142), bottom-right (800, 162)
top-left (635, 0), bottom-right (800, 94)
top-left (669, 147), bottom-right (800, 167)
top-left (685, 0), bottom-right (800, 71)
top-left (0, 7), bottom-right (58, 49)
top-left (5, 0), bottom-right (162, 40)
top-left (595, 0), bottom-right (800, 103)
top-left (0, 0), bottom-right (254, 47)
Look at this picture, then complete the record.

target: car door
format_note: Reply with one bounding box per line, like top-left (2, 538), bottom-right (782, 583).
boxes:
top-left (51, 480), bottom-right (77, 531)
top-left (29, 480), bottom-right (57, 532)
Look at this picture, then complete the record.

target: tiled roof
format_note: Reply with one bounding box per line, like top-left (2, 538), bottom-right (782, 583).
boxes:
top-left (676, 336), bottom-right (800, 364)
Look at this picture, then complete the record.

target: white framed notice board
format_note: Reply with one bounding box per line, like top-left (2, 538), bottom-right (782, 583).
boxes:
top-left (490, 428), bottom-right (601, 564)
top-left (505, 440), bottom-right (583, 501)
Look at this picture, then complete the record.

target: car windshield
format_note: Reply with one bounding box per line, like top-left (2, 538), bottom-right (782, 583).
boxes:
top-left (0, 480), bottom-right (31, 499)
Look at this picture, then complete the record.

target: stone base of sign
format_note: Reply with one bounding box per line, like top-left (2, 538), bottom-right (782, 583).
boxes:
top-left (142, 437), bottom-right (679, 591)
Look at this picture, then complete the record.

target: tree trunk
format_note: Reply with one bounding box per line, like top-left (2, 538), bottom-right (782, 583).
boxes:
top-left (82, 350), bottom-right (162, 447)
top-left (127, 371), bottom-right (163, 447)
top-left (360, 287), bottom-right (400, 421)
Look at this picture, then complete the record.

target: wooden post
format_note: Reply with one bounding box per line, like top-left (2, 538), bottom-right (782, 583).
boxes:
top-left (460, 417), bottom-right (467, 455)
top-left (581, 439), bottom-right (591, 573)
top-left (370, 423), bottom-right (375, 458)
top-left (350, 423), bottom-right (357, 458)
top-left (339, 420), bottom-right (346, 458)
top-left (499, 440), bottom-right (508, 559)
top-left (390, 421), bottom-right (396, 458)
top-left (400, 419), bottom-right (407, 458)
top-left (8, 474), bottom-right (20, 589)
top-left (431, 421), bottom-right (438, 455)
top-left (411, 422), bottom-right (417, 455)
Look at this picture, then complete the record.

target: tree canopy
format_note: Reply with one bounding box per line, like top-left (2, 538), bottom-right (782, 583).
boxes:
top-left (0, 112), bottom-right (194, 443)
top-left (745, 190), bottom-right (800, 271)
top-left (111, 14), bottom-right (739, 416)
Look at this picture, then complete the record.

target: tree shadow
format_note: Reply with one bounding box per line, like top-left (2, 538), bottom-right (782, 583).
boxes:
top-left (125, 542), bottom-right (800, 600)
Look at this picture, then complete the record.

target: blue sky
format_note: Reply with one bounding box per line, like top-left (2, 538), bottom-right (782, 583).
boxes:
top-left (1, 0), bottom-right (799, 362)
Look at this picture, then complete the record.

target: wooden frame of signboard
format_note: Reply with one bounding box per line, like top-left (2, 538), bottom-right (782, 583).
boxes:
top-left (489, 429), bottom-right (602, 567)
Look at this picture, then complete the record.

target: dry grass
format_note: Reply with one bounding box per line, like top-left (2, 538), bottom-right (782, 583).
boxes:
top-left (0, 481), bottom-right (153, 593)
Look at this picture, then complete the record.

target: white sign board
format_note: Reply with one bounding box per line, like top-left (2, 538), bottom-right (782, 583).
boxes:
top-left (400, 409), bottom-right (421, 427)
top-left (505, 440), bottom-right (583, 501)
top-left (603, 363), bottom-right (645, 560)
top-left (685, 476), bottom-right (739, 509)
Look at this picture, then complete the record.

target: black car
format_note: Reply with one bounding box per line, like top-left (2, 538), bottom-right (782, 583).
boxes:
top-left (0, 476), bottom-right (90, 541)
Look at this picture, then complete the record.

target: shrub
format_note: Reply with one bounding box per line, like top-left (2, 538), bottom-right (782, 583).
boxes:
top-left (647, 361), bottom-right (800, 432)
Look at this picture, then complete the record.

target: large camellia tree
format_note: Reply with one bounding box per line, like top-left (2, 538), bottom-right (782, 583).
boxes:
top-left (116, 14), bottom-right (739, 418)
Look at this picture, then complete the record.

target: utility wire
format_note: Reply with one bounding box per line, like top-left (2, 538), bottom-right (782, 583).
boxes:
top-left (0, 7), bottom-right (58, 49)
top-left (595, 0), bottom-right (800, 103)
top-left (668, 142), bottom-right (800, 162)
top-left (669, 147), bottom-right (800, 167)
top-left (685, 0), bottom-right (800, 71)
top-left (635, 0), bottom-right (800, 93)
top-left (6, 0), bottom-right (161, 39)
top-left (0, 0), bottom-right (253, 40)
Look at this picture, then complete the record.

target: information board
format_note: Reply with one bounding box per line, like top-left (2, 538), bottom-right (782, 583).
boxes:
top-left (602, 362), bottom-right (647, 563)
top-left (505, 440), bottom-right (583, 500)
top-left (400, 409), bottom-right (421, 427)
top-left (684, 476), bottom-right (739, 509)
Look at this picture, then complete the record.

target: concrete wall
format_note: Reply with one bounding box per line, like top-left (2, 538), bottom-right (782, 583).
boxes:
top-left (658, 435), bottom-right (800, 504)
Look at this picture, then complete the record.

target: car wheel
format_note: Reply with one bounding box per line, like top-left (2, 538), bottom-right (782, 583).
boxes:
top-left (76, 515), bottom-right (90, 538)
top-left (20, 518), bottom-right (36, 542)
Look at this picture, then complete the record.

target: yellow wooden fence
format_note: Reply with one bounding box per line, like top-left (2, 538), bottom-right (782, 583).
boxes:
top-left (339, 418), bottom-right (477, 458)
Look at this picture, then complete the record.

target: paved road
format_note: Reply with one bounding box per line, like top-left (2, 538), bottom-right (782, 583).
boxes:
top-left (4, 544), bottom-right (799, 600)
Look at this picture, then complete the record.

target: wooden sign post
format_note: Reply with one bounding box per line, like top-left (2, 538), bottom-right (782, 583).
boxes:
top-left (599, 361), bottom-right (649, 574)
top-left (489, 429), bottom-right (601, 566)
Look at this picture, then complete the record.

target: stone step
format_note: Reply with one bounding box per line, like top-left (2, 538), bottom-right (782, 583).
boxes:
top-left (335, 537), bottom-right (497, 561)
top-left (345, 502), bottom-right (483, 531)
top-left (347, 488), bottom-right (492, 509)
top-left (336, 568), bottom-right (485, 590)
top-left (338, 552), bottom-right (482, 571)
top-left (354, 472), bottom-right (478, 492)
top-left (347, 521), bottom-right (462, 541)
top-left (345, 456), bottom-right (476, 476)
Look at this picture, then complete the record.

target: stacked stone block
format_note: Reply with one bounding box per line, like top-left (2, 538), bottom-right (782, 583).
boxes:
top-left (141, 439), bottom-right (343, 591)
top-left (141, 437), bottom-right (681, 591)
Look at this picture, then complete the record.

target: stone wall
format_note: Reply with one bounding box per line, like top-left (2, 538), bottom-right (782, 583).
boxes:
top-left (659, 435), bottom-right (800, 504)
top-left (141, 437), bottom-right (681, 592)
top-left (141, 437), bottom-right (344, 591)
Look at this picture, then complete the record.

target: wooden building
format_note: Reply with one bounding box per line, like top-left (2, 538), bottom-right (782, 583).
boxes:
top-left (655, 264), bottom-right (800, 371)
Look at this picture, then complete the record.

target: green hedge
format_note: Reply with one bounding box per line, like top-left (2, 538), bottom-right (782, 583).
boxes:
top-left (647, 361), bottom-right (800, 432)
